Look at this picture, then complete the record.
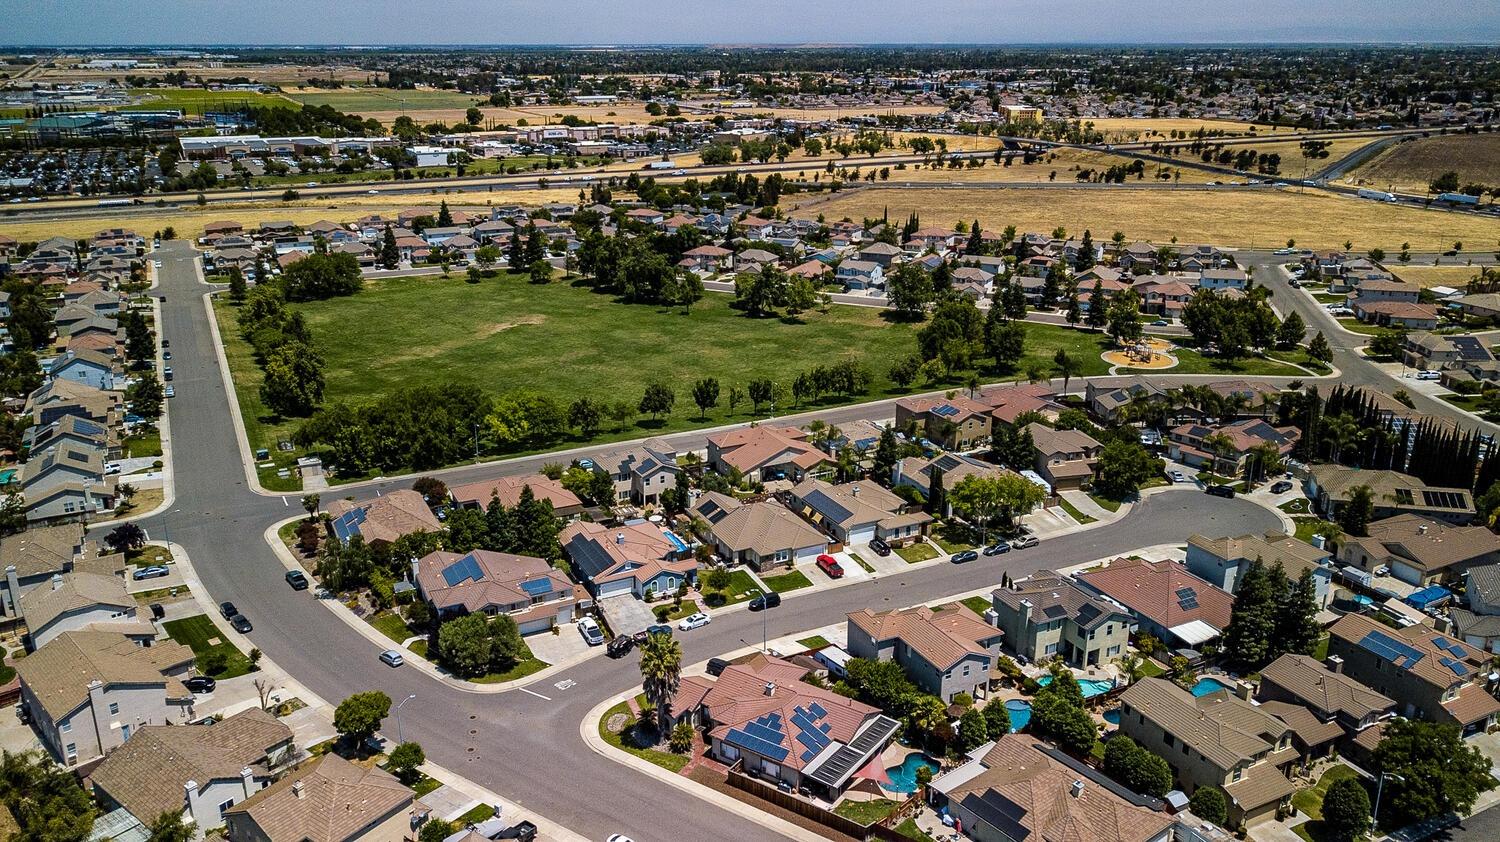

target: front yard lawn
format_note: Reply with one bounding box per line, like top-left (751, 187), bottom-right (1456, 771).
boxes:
top-left (849, 553), bottom-right (876, 573)
top-left (368, 612), bottom-right (420, 644)
top-left (762, 570), bottom-right (814, 593)
top-left (162, 615), bottom-right (254, 679)
top-left (469, 657), bottom-right (547, 683)
top-left (1056, 497), bottom-right (1096, 524)
top-left (655, 599), bottom-right (700, 622)
top-left (1087, 493), bottom-right (1123, 513)
top-left (1292, 764), bottom-right (1360, 820)
top-left (127, 545), bottom-right (175, 566)
top-left (930, 524), bottom-right (976, 553)
top-left (797, 635), bottom-right (831, 650)
top-left (833, 798), bottom-right (899, 825)
top-left (961, 596), bottom-right (992, 616)
top-left (124, 428), bottom-right (162, 458)
top-left (896, 542), bottom-right (939, 564)
top-left (598, 701), bottom-right (690, 773)
top-left (700, 570), bottom-right (764, 605)
top-left (1293, 517), bottom-right (1332, 544)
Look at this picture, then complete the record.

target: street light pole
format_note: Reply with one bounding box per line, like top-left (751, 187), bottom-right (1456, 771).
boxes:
top-left (1372, 771), bottom-right (1403, 827)
top-left (394, 693), bottom-right (416, 745)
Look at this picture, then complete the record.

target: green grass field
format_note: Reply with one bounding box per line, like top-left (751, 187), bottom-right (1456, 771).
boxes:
top-left (762, 570), bottom-right (814, 593)
top-left (215, 272), bottom-right (1117, 481)
top-left (122, 88), bottom-right (297, 113)
top-left (162, 614), bottom-right (254, 679)
top-left (287, 88), bottom-right (482, 113)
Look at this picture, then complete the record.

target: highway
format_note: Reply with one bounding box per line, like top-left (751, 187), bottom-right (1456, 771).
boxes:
top-left (126, 241), bottom-right (1304, 841)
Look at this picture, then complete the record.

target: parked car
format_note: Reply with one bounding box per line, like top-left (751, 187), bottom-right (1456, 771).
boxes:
top-left (499, 821), bottom-right (537, 842)
top-left (815, 554), bottom-right (844, 579)
top-left (1009, 535), bottom-right (1039, 550)
top-left (1415, 370), bottom-right (1441, 381)
top-left (165, 385), bottom-right (176, 398)
top-left (148, 602), bottom-right (165, 619)
top-left (184, 676), bottom-right (216, 694)
top-left (1270, 480), bottom-right (1294, 494)
top-left (578, 617), bottom-right (605, 646)
top-left (749, 591), bottom-right (781, 611)
top-left (606, 636), bottom-right (634, 658)
top-left (1150, 319), bottom-right (1170, 326)
top-left (950, 550), bottom-right (979, 564)
top-left (132, 565), bottom-right (169, 581)
top-left (219, 601), bottom-right (238, 619)
top-left (869, 537), bottom-right (891, 557)
top-left (706, 658), bottom-right (730, 677)
top-left (677, 612), bottom-right (711, 631)
top-left (379, 649), bottom-right (404, 668)
top-left (162, 350), bottom-right (172, 360)
top-left (163, 367), bottom-right (173, 381)
top-left (606, 835), bottom-right (635, 842)
top-left (229, 614), bottom-right (253, 633)
top-left (1206, 484), bottom-right (1237, 498)
top-left (285, 570), bottom-right (309, 590)
top-left (982, 541), bottom-right (1011, 556)
top-left (1169, 470), bottom-right (1188, 483)
top-left (645, 624), bottom-right (673, 638)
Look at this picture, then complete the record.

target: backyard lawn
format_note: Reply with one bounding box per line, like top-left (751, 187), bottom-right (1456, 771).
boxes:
top-left (832, 798), bottom-right (899, 825)
top-left (213, 273), bottom-right (1116, 482)
top-left (761, 570), bottom-right (814, 593)
top-left (162, 615), bottom-right (254, 679)
top-left (797, 635), bottom-right (832, 650)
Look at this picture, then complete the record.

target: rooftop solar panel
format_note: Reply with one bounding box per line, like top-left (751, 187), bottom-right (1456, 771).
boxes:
top-left (1359, 629), bottom-right (1425, 671)
top-left (724, 729), bottom-right (790, 762)
top-left (518, 577), bottom-right (553, 596)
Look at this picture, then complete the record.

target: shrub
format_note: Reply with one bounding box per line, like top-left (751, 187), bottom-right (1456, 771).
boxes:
top-left (669, 722), bottom-right (695, 753)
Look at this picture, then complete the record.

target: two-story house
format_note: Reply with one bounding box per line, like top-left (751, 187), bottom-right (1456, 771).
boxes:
top-left (1024, 422), bottom-right (1101, 492)
top-left (589, 439), bottom-right (679, 506)
top-left (224, 754), bottom-right (413, 842)
top-left (705, 426), bottom-right (832, 483)
top-left (414, 549), bottom-right (586, 634)
top-left (559, 519), bottom-right (697, 601)
top-left (990, 573), bottom-right (1136, 668)
top-left (894, 395), bottom-right (994, 452)
top-left (1257, 653), bottom-right (1395, 748)
top-left (785, 478), bottom-right (930, 548)
top-left (1186, 532), bottom-right (1334, 607)
top-left (1167, 419), bottom-right (1299, 476)
top-left (325, 490), bottom-right (441, 551)
top-left (1076, 558), bottom-right (1234, 651)
top-left (19, 571), bottom-right (150, 651)
top-left (1308, 465), bottom-right (1475, 525)
top-left (1336, 514), bottom-right (1500, 586)
top-left (846, 606), bottom-right (1004, 702)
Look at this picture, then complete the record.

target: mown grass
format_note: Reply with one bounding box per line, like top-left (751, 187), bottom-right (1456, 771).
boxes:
top-left (598, 701), bottom-right (690, 773)
top-left (797, 635), bottom-right (832, 650)
top-left (896, 542), bottom-right (939, 564)
top-left (762, 570), bottom-right (814, 593)
top-left (162, 614), bottom-right (253, 679)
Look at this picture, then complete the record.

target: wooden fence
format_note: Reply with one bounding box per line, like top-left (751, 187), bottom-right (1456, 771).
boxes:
top-left (725, 760), bottom-right (918, 842)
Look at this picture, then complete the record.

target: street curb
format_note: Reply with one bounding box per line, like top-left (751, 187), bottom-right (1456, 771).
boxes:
top-left (200, 278), bottom-right (268, 496)
top-left (579, 691), bottom-right (827, 842)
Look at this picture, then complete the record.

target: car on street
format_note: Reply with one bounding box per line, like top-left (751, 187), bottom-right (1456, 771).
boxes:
top-left (165, 385), bottom-right (176, 398)
top-left (950, 550), bottom-right (979, 564)
top-left (606, 835), bottom-right (634, 842)
top-left (869, 537), bottom-right (891, 557)
top-left (379, 649), bottom-right (404, 667)
top-left (162, 339), bottom-right (170, 348)
top-left (219, 601), bottom-right (238, 619)
top-left (133, 565), bottom-right (169, 580)
top-left (1169, 470), bottom-right (1188, 483)
top-left (184, 676), bottom-right (217, 694)
top-left (285, 570), bottom-right (309, 590)
top-left (678, 612), bottom-right (711, 631)
top-left (749, 591), bottom-right (781, 611)
top-left (1010, 535), bottom-right (1039, 550)
top-left (1206, 484), bottom-right (1237, 498)
top-left (229, 614), bottom-right (253, 633)
top-left (162, 350), bottom-right (171, 360)
top-left (1150, 319), bottom-right (1170, 326)
top-left (815, 554), bottom-right (844, 579)
top-left (645, 624), bottom-right (673, 638)
top-left (606, 636), bottom-right (634, 658)
top-left (1270, 480), bottom-right (1294, 494)
top-left (1274, 248), bottom-right (1295, 255)
top-left (578, 616), bottom-right (605, 646)
top-left (982, 541), bottom-right (1011, 556)
top-left (1415, 370), bottom-right (1441, 380)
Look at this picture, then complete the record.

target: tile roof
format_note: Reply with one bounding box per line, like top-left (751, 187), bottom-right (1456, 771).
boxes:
top-left (1256, 700), bottom-right (1345, 749)
top-left (1077, 558), bottom-right (1233, 634)
top-left (16, 631), bottom-right (194, 720)
top-left (414, 549), bottom-right (571, 615)
top-left (1188, 533), bottom-right (1331, 581)
top-left (1343, 514), bottom-right (1500, 575)
top-left (789, 478), bottom-right (908, 529)
top-left (1120, 678), bottom-right (1290, 771)
top-left (325, 490), bottom-right (441, 545)
top-left (447, 473), bottom-right (582, 512)
top-left (18, 571), bottom-right (132, 631)
top-left (1258, 654), bottom-right (1393, 722)
top-left (0, 523), bottom-right (83, 577)
top-left (559, 520), bottom-right (696, 588)
top-left (223, 753), bottom-right (411, 842)
top-left (708, 426), bottom-right (829, 475)
top-left (1328, 612), bottom-right (1490, 694)
top-left (992, 573), bottom-right (1131, 630)
top-left (848, 605), bottom-right (1000, 671)
top-left (1310, 466), bottom-right (1473, 515)
top-left (706, 500), bottom-right (826, 557)
top-left (90, 709), bottom-right (292, 824)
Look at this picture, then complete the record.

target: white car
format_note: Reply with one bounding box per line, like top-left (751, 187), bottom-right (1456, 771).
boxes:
top-left (1414, 370), bottom-right (1441, 381)
top-left (577, 616), bottom-right (605, 646)
top-left (677, 612), bottom-right (711, 631)
top-left (1169, 470), bottom-right (1187, 483)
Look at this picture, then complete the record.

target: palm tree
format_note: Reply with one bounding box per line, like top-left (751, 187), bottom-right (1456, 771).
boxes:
top-left (1321, 414), bottom-right (1361, 464)
top-left (639, 632), bottom-right (682, 737)
top-left (1258, 392), bottom-right (1280, 420)
top-left (1052, 350), bottom-right (1080, 394)
top-left (1220, 393), bottom-right (1251, 421)
top-left (1201, 432), bottom-right (1237, 478)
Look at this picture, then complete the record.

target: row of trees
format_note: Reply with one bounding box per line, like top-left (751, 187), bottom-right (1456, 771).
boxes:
top-left (1220, 559), bottom-right (1322, 671)
top-left (236, 284), bottom-right (327, 418)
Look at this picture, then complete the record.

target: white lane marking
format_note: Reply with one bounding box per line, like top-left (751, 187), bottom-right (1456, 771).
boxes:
top-left (282, 496), bottom-right (289, 507)
top-left (554, 679), bottom-right (576, 691)
top-left (519, 687), bottom-right (552, 701)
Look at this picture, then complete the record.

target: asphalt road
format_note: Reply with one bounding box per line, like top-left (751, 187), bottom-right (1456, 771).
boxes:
top-left (119, 240), bottom-right (1306, 840)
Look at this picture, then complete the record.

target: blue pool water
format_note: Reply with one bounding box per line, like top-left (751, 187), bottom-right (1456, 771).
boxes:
top-left (1038, 675), bottom-right (1116, 698)
top-left (883, 754), bottom-right (941, 794)
top-left (1191, 677), bottom-right (1233, 697)
top-left (663, 530), bottom-right (690, 553)
top-left (1006, 699), bottom-right (1032, 732)
top-left (1102, 708), bottom-right (1122, 725)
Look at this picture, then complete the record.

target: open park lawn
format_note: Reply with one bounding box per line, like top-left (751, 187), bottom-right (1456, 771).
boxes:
top-left (215, 272), bottom-right (1116, 469)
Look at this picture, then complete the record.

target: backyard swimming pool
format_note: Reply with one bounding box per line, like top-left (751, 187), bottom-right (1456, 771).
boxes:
top-left (1006, 699), bottom-right (1032, 732)
top-left (1102, 708), bottom-right (1122, 725)
top-left (883, 753), bottom-right (941, 794)
top-left (1191, 677), bottom-right (1233, 697)
top-left (1038, 675), bottom-right (1116, 698)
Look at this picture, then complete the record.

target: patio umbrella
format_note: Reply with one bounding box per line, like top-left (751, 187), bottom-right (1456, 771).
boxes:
top-left (855, 756), bottom-right (894, 787)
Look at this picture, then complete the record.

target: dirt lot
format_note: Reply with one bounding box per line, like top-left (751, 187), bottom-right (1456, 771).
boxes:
top-left (789, 185), bottom-right (1500, 251)
top-left (1343, 133), bottom-right (1500, 194)
top-left (1390, 265), bottom-right (1490, 289)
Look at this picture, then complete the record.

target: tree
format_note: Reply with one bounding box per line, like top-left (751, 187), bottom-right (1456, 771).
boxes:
top-left (1106, 287), bottom-right (1143, 344)
top-left (437, 613), bottom-right (492, 678)
top-left (691, 377), bottom-right (720, 419)
top-left (639, 631), bottom-right (682, 736)
top-left (1052, 349), bottom-right (1080, 393)
top-left (886, 263), bottom-right (934, 320)
top-left (985, 319), bottom-right (1026, 372)
top-left (568, 397), bottom-right (602, 437)
top-left (436, 201), bottom-right (454, 228)
top-left (1339, 484), bottom-right (1374, 537)
top-left (670, 721), bottom-right (696, 753)
top-left (226, 265), bottom-right (248, 303)
top-left (1093, 439), bottom-right (1163, 500)
top-left (1374, 719), bottom-right (1496, 827)
top-left (1086, 279), bottom-right (1108, 330)
top-left (1321, 776), bottom-right (1372, 842)
top-left (333, 691), bottom-right (391, 746)
top-left (280, 252), bottom-right (363, 302)
top-left (0, 749), bottom-right (96, 841)
top-left (1189, 786), bottom-right (1228, 826)
top-left (956, 707), bottom-right (988, 752)
top-left (948, 474), bottom-right (1045, 540)
top-left (528, 259), bottom-right (553, 285)
top-left (1103, 736), bottom-right (1173, 798)
top-left (259, 342), bottom-right (325, 417)
top-left (1276, 311), bottom-right (1305, 349)
top-left (638, 383), bottom-right (675, 420)
top-left (1029, 689), bottom-right (1096, 756)
top-left (981, 700), bottom-right (1011, 737)
top-left (127, 373), bottom-right (165, 420)
top-left (386, 741), bottom-right (426, 784)
top-left (1223, 559), bottom-right (1279, 670)
top-left (144, 810), bottom-right (193, 842)
top-left (1308, 331), bottom-right (1333, 363)
top-left (419, 820), bottom-right (454, 842)
top-left (103, 522), bottom-right (146, 553)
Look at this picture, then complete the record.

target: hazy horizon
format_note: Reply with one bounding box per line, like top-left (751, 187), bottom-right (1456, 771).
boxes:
top-left (5, 0), bottom-right (1499, 47)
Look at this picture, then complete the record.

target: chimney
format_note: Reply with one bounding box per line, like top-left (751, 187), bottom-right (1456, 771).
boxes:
top-left (51, 573), bottom-right (63, 591)
top-left (764, 681), bottom-right (776, 697)
top-left (1325, 654), bottom-right (1344, 675)
top-left (1418, 524), bottom-right (1428, 535)
top-left (616, 532), bottom-right (624, 545)
top-left (1070, 780), bottom-right (1084, 798)
top-left (1019, 598), bottom-right (1033, 625)
top-left (241, 766), bottom-right (255, 797)
top-left (184, 780), bottom-right (200, 811)
top-left (292, 781), bottom-right (305, 799)
top-left (1235, 681), bottom-right (1252, 701)
top-left (852, 485), bottom-right (860, 497)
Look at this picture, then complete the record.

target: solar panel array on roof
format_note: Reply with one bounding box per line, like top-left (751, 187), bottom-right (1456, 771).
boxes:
top-left (1176, 586), bottom-right (1199, 611)
top-left (518, 577), bottom-right (553, 597)
top-left (1358, 629), bottom-right (1425, 671)
top-left (933, 404), bottom-right (961, 417)
top-left (805, 489), bottom-right (854, 524)
top-left (725, 713), bottom-right (789, 763)
top-left (1075, 603), bottom-right (1102, 626)
top-left (1439, 656), bottom-right (1470, 677)
top-left (1421, 490), bottom-right (1467, 510)
top-left (441, 554), bottom-right (484, 587)
top-left (792, 704), bottom-right (833, 762)
top-left (331, 507), bottom-right (367, 544)
top-left (74, 419), bottom-right (105, 437)
top-left (807, 715), bottom-right (900, 788)
top-left (1439, 638), bottom-right (1469, 657)
top-left (961, 791), bottom-right (1029, 842)
top-left (1451, 336), bottom-right (1490, 361)
top-left (1042, 604), bottom-right (1068, 620)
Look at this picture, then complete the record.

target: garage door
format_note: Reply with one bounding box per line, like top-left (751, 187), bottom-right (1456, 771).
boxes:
top-left (794, 544), bottom-right (824, 563)
top-left (848, 525), bottom-right (876, 546)
top-left (517, 616), bottom-right (554, 636)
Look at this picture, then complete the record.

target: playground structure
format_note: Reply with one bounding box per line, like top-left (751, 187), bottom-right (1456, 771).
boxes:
top-left (1102, 337), bottom-right (1177, 370)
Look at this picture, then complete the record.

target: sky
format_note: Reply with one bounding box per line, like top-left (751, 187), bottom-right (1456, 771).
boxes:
top-left (5, 0), bottom-right (1499, 45)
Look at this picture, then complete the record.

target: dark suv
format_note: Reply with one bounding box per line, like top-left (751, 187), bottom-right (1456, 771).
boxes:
top-left (1206, 484), bottom-right (1236, 498)
top-left (749, 591), bottom-right (782, 611)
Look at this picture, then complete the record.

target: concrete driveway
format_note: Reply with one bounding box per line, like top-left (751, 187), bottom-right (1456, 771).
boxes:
top-left (597, 595), bottom-right (656, 637)
top-left (526, 626), bottom-right (593, 666)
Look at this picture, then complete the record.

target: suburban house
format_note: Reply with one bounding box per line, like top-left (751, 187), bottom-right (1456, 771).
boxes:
top-left (835, 259), bottom-right (884, 290)
top-left (1307, 465), bottom-right (1475, 524)
top-left (694, 654), bottom-right (902, 802)
top-left (690, 493), bottom-right (827, 571)
top-left (21, 441), bottom-right (116, 523)
top-left (447, 473), bottom-right (585, 518)
top-left (845, 606), bottom-right (1004, 702)
top-left (1326, 612), bottom-right (1500, 734)
top-left (891, 452), bottom-right (1013, 514)
top-left (929, 735), bottom-right (1175, 842)
top-left (785, 478), bottom-right (930, 548)
top-left (588, 439), bottom-right (679, 506)
top-left (17, 630), bottom-right (196, 767)
top-left (413, 549), bottom-right (586, 634)
top-left (1118, 678), bottom-right (1296, 827)
top-left (223, 753), bottom-right (414, 842)
top-left (90, 709), bottom-right (297, 838)
top-left (856, 241), bottom-right (903, 268)
top-left (681, 245), bottom-right (733, 274)
top-left (325, 490), bottom-right (442, 549)
top-left (1352, 300), bottom-right (1440, 330)
top-left (1198, 267), bottom-right (1249, 290)
top-left (1453, 564), bottom-right (1500, 651)
top-left (0, 523), bottom-right (89, 616)
top-left (990, 573), bottom-right (1136, 668)
top-left (894, 395), bottom-right (993, 452)
top-left (706, 426), bottom-right (832, 483)
top-left (1167, 419), bottom-right (1299, 476)
top-left (1024, 423), bottom-right (1101, 491)
top-left (1185, 533), bottom-right (1334, 607)
top-left (1336, 514), bottom-right (1500, 586)
top-left (559, 519), bottom-right (697, 600)
top-left (1076, 558), bottom-right (1234, 651)
top-left (1257, 654), bottom-right (1395, 748)
top-left (19, 571), bottom-right (150, 651)
top-left (1087, 379), bottom-right (1170, 423)
top-left (46, 349), bottom-right (121, 391)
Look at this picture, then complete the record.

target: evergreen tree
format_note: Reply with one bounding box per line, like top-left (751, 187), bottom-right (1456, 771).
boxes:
top-left (1223, 559), bottom-right (1277, 670)
top-left (506, 229), bottom-right (524, 269)
top-left (1076, 229), bottom-right (1095, 270)
top-left (1087, 280), bottom-right (1108, 330)
top-left (927, 466), bottom-right (946, 517)
top-left (872, 427), bottom-right (900, 484)
top-left (436, 200), bottom-right (453, 228)
top-left (227, 265), bottom-right (248, 302)
top-left (1273, 566), bottom-right (1322, 660)
top-left (380, 224), bottom-right (400, 270)
top-left (1339, 485), bottom-right (1374, 537)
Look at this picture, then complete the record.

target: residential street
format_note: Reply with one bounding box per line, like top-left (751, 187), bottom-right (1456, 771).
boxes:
top-left (119, 238), bottom-right (1480, 841)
